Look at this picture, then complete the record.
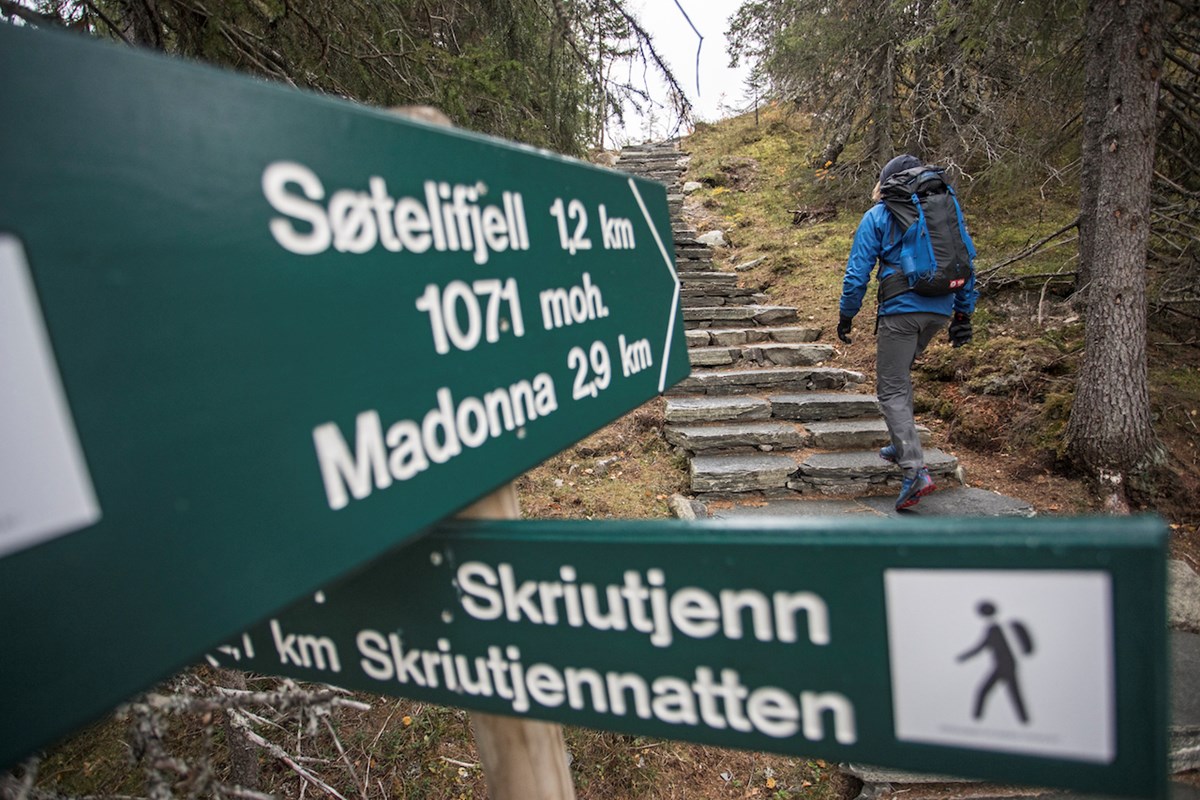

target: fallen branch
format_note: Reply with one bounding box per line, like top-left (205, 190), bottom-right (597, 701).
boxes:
top-left (230, 711), bottom-right (349, 800)
top-left (983, 270), bottom-right (1078, 291)
top-left (977, 215), bottom-right (1080, 286)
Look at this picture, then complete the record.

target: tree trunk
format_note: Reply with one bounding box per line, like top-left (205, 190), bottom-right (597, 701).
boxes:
top-left (1065, 0), bottom-right (1166, 504)
top-left (1075, 0), bottom-right (1117, 302)
top-left (870, 42), bottom-right (896, 166)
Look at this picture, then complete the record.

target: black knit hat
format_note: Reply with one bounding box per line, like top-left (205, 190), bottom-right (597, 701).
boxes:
top-left (880, 154), bottom-right (921, 184)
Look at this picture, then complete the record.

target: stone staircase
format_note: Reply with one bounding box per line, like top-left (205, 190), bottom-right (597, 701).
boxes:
top-left (614, 141), bottom-right (1200, 792)
top-left (614, 141), bottom-right (1030, 518)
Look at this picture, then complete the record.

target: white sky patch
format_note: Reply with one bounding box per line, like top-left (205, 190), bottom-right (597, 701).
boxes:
top-left (615, 0), bottom-right (753, 143)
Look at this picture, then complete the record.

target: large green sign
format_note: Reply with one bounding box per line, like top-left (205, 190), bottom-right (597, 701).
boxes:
top-left (210, 516), bottom-right (1168, 799)
top-left (0, 25), bottom-right (687, 765)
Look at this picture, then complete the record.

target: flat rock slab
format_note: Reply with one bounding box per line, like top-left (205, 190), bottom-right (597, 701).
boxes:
top-left (687, 346), bottom-right (738, 366)
top-left (840, 763), bottom-right (976, 784)
top-left (1173, 635), bottom-right (1198, 783)
top-left (684, 305), bottom-right (760, 324)
top-left (694, 487), bottom-right (1034, 519)
top-left (748, 343), bottom-right (835, 366)
top-left (665, 421), bottom-right (805, 453)
top-left (681, 294), bottom-right (760, 309)
top-left (683, 305), bottom-right (800, 327)
top-left (682, 286), bottom-right (757, 299)
top-left (690, 326), bottom-right (823, 346)
top-left (664, 396), bottom-right (771, 424)
top-left (691, 453), bottom-right (797, 493)
top-left (858, 486), bottom-right (1034, 517)
top-left (792, 449), bottom-right (959, 495)
top-left (1170, 560), bottom-right (1200, 633)
top-left (804, 419), bottom-right (930, 449)
top-left (677, 271), bottom-right (738, 283)
top-left (770, 392), bottom-right (880, 421)
top-left (705, 498), bottom-right (880, 518)
top-left (674, 367), bottom-right (866, 395)
top-left (1175, 631), bottom-right (1200, 725)
top-left (688, 343), bottom-right (837, 369)
top-left (798, 448), bottom-right (958, 480)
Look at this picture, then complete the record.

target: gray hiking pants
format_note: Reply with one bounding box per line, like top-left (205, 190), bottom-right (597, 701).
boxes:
top-left (876, 312), bottom-right (949, 477)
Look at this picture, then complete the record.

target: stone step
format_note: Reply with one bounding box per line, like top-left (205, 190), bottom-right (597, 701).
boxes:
top-left (805, 418), bottom-right (930, 449)
top-left (680, 290), bottom-right (767, 307)
top-left (680, 280), bottom-right (739, 294)
top-left (686, 326), bottom-right (823, 347)
top-left (665, 418), bottom-right (926, 455)
top-left (671, 366), bottom-right (866, 395)
top-left (768, 392), bottom-right (880, 421)
top-left (676, 245), bottom-right (714, 256)
top-left (619, 166), bottom-right (681, 176)
top-left (790, 449), bottom-right (959, 495)
top-left (662, 393), bottom-right (878, 424)
top-left (683, 305), bottom-right (800, 328)
top-left (681, 292), bottom-right (763, 309)
top-left (665, 421), bottom-right (806, 453)
top-left (686, 283), bottom-right (748, 296)
top-left (690, 453), bottom-right (799, 493)
top-left (627, 155), bottom-right (681, 164)
top-left (664, 396), bottom-right (772, 424)
top-left (638, 170), bottom-right (686, 181)
top-left (617, 151), bottom-right (683, 161)
top-left (687, 343), bottom-right (835, 368)
top-left (696, 487), bottom-right (1036, 519)
top-left (664, 392), bottom-right (877, 424)
top-left (677, 270), bottom-right (739, 285)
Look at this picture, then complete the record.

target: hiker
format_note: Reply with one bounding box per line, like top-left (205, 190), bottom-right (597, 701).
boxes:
top-left (836, 154), bottom-right (978, 510)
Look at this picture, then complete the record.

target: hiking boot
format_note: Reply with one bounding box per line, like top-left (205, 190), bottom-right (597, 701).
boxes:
top-left (896, 468), bottom-right (935, 510)
top-left (879, 443), bottom-right (897, 464)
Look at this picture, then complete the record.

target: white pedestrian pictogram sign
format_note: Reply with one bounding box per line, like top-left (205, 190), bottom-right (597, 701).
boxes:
top-left (885, 569), bottom-right (1115, 763)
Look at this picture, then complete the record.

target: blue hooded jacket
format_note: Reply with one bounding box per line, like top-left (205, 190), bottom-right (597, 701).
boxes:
top-left (839, 201), bottom-right (978, 319)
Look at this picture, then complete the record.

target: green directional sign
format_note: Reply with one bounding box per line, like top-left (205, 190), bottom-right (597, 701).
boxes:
top-left (0, 25), bottom-right (687, 766)
top-left (210, 516), bottom-right (1169, 799)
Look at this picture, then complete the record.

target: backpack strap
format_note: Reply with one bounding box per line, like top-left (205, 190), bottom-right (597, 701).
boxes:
top-left (876, 203), bottom-right (912, 304)
top-left (912, 190), bottom-right (941, 276)
top-left (946, 185), bottom-right (978, 261)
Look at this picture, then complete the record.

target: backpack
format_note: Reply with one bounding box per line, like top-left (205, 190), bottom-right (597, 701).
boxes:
top-left (1009, 620), bottom-right (1035, 656)
top-left (877, 165), bottom-right (976, 303)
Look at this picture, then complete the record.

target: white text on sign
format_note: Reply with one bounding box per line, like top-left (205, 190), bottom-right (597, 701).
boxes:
top-left (263, 162), bottom-right (530, 264)
top-left (550, 198), bottom-right (636, 253)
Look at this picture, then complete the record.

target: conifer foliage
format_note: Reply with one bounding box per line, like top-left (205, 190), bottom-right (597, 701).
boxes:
top-left (0, 0), bottom-right (691, 155)
top-left (726, 0), bottom-right (1085, 173)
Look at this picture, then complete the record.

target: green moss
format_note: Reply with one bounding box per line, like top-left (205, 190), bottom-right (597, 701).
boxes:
top-left (1155, 365), bottom-right (1200, 394)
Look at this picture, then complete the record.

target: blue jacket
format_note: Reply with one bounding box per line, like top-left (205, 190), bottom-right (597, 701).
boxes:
top-left (839, 202), bottom-right (978, 319)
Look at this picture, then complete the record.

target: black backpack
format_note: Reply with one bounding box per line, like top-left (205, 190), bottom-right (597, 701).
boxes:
top-left (877, 166), bottom-right (976, 303)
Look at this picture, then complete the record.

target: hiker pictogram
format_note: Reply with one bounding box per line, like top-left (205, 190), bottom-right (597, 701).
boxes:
top-left (957, 600), bottom-right (1034, 724)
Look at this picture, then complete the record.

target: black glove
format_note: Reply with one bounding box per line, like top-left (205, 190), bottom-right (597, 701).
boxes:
top-left (948, 311), bottom-right (972, 347)
top-left (837, 315), bottom-right (853, 344)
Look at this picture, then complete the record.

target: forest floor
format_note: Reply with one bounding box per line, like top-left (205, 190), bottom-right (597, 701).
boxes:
top-left (24, 107), bottom-right (1200, 800)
